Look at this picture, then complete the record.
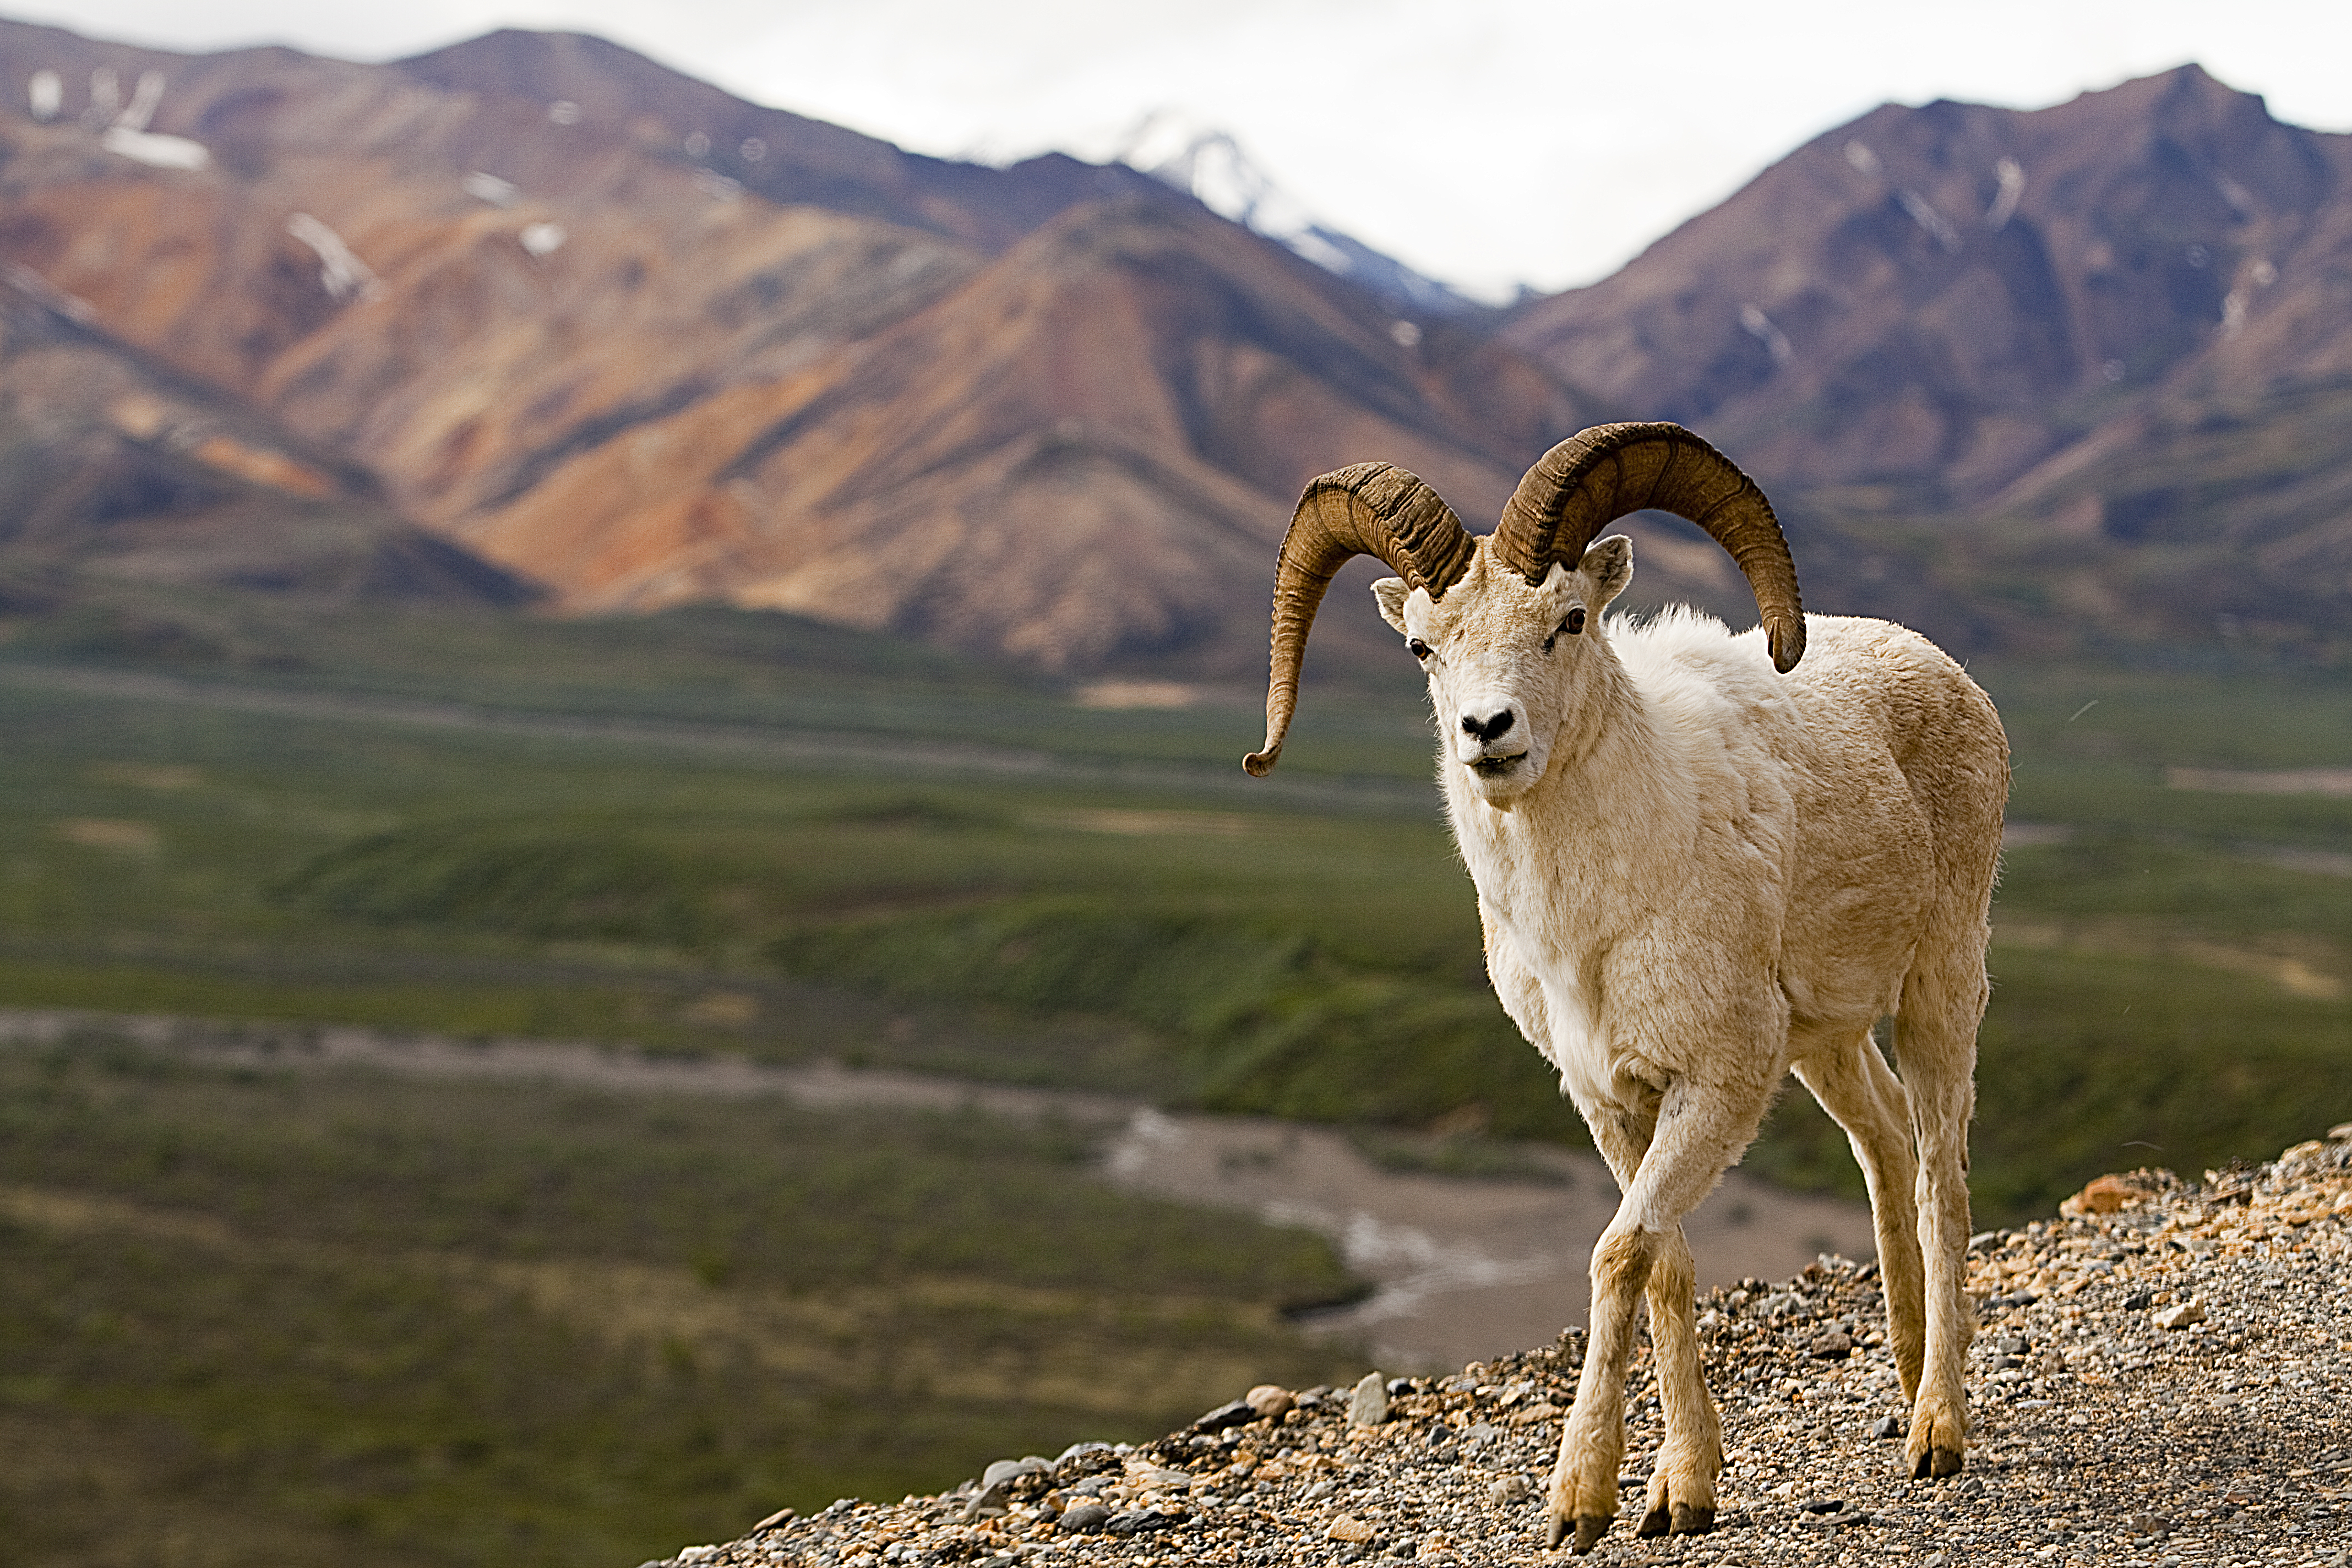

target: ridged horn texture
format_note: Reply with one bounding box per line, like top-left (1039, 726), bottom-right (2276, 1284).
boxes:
top-left (1493, 421), bottom-right (1807, 673)
top-left (1243, 463), bottom-right (1475, 777)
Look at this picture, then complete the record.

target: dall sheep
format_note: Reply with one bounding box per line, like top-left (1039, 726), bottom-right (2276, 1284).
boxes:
top-left (1242, 423), bottom-right (2007, 1553)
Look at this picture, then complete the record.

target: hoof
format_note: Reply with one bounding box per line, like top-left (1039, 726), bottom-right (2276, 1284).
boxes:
top-left (1636, 1505), bottom-right (1670, 1537)
top-left (1910, 1444), bottom-right (1964, 1479)
top-left (1574, 1515), bottom-right (1610, 1554)
top-left (1671, 1502), bottom-right (1715, 1534)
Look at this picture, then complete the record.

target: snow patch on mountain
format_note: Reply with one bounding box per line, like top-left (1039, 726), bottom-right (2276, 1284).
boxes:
top-left (1113, 111), bottom-right (1485, 318)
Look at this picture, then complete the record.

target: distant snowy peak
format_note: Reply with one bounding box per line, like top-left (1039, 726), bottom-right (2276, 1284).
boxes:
top-left (1113, 111), bottom-right (1485, 318)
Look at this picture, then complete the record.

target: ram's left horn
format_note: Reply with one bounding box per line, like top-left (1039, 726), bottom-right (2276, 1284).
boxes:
top-left (1492, 422), bottom-right (1807, 673)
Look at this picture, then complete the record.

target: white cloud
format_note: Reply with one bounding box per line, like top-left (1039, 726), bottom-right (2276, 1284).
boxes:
top-left (15, 0), bottom-right (2350, 296)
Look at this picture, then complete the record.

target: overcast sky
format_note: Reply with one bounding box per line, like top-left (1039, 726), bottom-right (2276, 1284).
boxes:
top-left (20, 0), bottom-right (2352, 299)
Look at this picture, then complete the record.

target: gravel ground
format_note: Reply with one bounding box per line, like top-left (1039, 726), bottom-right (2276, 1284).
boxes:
top-left (645, 1129), bottom-right (2352, 1568)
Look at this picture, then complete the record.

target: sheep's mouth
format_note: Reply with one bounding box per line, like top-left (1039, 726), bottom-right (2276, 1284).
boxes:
top-left (1469, 753), bottom-right (1527, 776)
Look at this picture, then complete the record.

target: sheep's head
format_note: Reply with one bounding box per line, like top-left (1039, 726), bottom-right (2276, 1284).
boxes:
top-left (1371, 538), bottom-right (1632, 805)
top-left (1243, 422), bottom-right (1806, 790)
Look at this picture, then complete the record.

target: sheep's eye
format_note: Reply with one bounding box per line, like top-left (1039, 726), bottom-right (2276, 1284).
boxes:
top-left (1564, 606), bottom-right (1587, 635)
top-left (1407, 637), bottom-right (1431, 660)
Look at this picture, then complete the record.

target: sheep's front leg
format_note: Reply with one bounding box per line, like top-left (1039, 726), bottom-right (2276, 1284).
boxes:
top-left (1548, 1219), bottom-right (1653, 1551)
top-left (1547, 1079), bottom-right (1761, 1554)
top-left (1637, 1224), bottom-right (1719, 1537)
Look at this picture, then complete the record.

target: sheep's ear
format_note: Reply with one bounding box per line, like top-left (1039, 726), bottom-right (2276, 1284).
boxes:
top-left (1371, 576), bottom-right (1411, 633)
top-left (1578, 535), bottom-right (1634, 608)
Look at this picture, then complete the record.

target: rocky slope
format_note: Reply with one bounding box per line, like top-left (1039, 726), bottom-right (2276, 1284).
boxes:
top-left (648, 1126), bottom-right (2352, 1566)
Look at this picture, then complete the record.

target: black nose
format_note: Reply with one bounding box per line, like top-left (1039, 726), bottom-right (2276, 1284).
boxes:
top-left (1461, 708), bottom-right (1515, 743)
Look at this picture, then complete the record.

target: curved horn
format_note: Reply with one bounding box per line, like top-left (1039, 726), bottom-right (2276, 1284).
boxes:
top-left (1244, 463), bottom-right (1475, 776)
top-left (1491, 422), bottom-right (1806, 672)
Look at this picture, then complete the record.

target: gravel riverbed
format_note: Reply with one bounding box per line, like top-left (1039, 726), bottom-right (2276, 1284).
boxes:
top-left (642, 1128), bottom-right (2352, 1568)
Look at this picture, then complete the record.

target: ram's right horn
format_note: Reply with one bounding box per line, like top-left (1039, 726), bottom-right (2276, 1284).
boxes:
top-left (1245, 463), bottom-right (1474, 776)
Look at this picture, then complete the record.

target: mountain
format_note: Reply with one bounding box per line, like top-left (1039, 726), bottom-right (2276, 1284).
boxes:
top-left (1113, 111), bottom-right (1488, 319)
top-left (0, 18), bottom-right (1616, 675)
top-left (4, 19), bottom-right (2345, 670)
top-left (457, 197), bottom-right (1583, 670)
top-left (1504, 65), bottom-right (2352, 657)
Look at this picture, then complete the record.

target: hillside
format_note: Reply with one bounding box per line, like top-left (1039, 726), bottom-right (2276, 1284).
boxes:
top-left (1506, 65), bottom-right (2352, 660)
top-left (0, 269), bottom-right (532, 615)
top-left (641, 1128), bottom-right (2352, 1566)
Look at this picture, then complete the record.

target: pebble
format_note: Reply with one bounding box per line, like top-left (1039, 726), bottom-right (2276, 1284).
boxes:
top-left (654, 1131), bottom-right (2352, 1567)
top-left (1058, 1501), bottom-right (1110, 1533)
top-left (1349, 1369), bottom-right (1390, 1427)
top-left (1245, 1383), bottom-right (1295, 1420)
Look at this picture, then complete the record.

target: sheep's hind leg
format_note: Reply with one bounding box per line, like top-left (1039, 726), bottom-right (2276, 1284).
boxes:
top-left (1896, 949), bottom-right (1984, 1480)
top-left (1547, 1081), bottom-right (1760, 1554)
top-left (1793, 1028), bottom-right (1926, 1403)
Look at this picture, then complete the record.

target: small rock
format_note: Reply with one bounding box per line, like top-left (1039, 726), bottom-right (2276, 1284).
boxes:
top-left (1059, 1500), bottom-right (1112, 1533)
top-left (2122, 1289), bottom-right (2154, 1310)
top-left (2327, 1121), bottom-right (2352, 1141)
top-left (753, 1507), bottom-right (794, 1530)
top-left (1799, 1496), bottom-right (1844, 1514)
top-left (2073, 1173), bottom-right (2138, 1213)
top-left (1193, 1399), bottom-right (1255, 1433)
top-left (1106, 1509), bottom-right (1175, 1536)
top-left (1350, 1370), bottom-right (1390, 1426)
top-left (1810, 1329), bottom-right (1854, 1359)
top-left (980, 1457), bottom-right (1046, 1488)
top-left (1487, 1474), bottom-right (1531, 1506)
top-left (1135, 1465), bottom-right (1194, 1490)
top-left (1246, 1383), bottom-right (1295, 1419)
top-left (2155, 1300), bottom-right (2206, 1330)
top-left (1872, 1415), bottom-right (1902, 1439)
top-left (1328, 1515), bottom-right (1376, 1543)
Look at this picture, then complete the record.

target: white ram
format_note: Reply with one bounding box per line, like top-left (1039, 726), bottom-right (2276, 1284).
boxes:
top-left (1243, 422), bottom-right (2006, 1553)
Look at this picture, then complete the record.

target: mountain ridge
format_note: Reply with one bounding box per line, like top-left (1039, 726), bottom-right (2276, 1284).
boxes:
top-left (2, 19), bottom-right (2345, 668)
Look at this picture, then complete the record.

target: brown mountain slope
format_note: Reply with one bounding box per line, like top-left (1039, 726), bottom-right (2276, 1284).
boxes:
top-left (0, 19), bottom-right (1619, 673)
top-left (0, 269), bottom-right (532, 615)
top-left (460, 199), bottom-right (1593, 671)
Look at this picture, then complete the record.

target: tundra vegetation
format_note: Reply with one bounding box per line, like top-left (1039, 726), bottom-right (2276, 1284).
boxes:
top-left (0, 581), bottom-right (2343, 1565)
